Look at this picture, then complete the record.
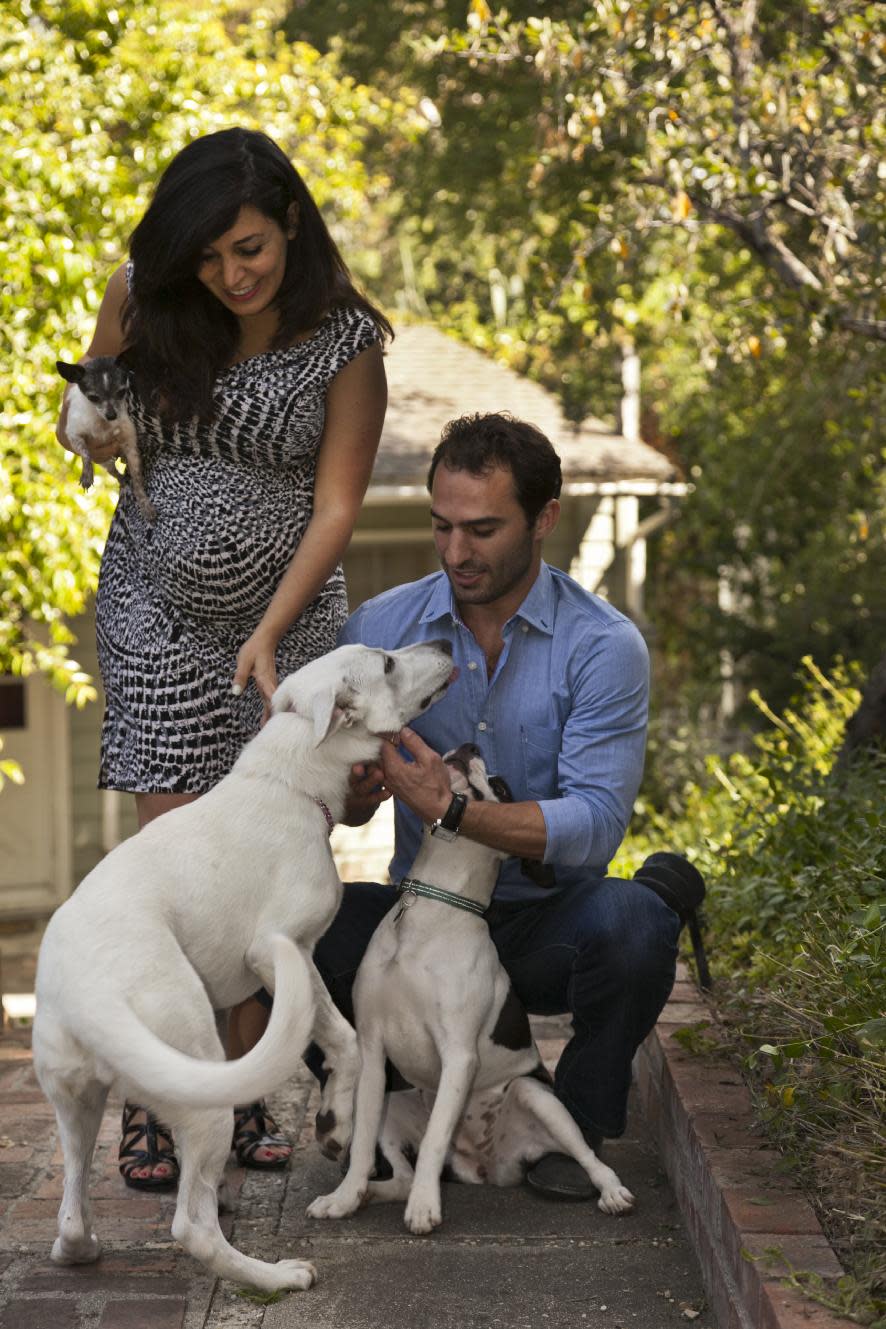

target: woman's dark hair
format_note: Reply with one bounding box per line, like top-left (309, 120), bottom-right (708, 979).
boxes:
top-left (121, 127), bottom-right (391, 421)
top-left (427, 413), bottom-right (562, 525)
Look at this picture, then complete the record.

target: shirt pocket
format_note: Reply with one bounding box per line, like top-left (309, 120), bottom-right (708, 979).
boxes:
top-left (520, 723), bottom-right (562, 800)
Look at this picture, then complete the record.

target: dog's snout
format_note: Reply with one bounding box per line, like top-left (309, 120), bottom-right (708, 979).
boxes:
top-left (105, 409), bottom-right (118, 421)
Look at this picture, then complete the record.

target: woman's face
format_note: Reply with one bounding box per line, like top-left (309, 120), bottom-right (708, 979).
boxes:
top-left (196, 204), bottom-right (294, 319)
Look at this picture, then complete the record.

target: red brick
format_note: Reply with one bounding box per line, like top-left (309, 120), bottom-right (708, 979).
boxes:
top-left (0, 1300), bottom-right (80, 1329)
top-left (0, 1163), bottom-right (41, 1197)
top-left (658, 1000), bottom-right (710, 1024)
top-left (692, 1111), bottom-right (763, 1150)
top-left (760, 1282), bottom-right (857, 1328)
top-left (98, 1299), bottom-right (187, 1329)
top-left (21, 1251), bottom-right (189, 1294)
top-left (722, 1185), bottom-right (824, 1236)
top-left (742, 1232), bottom-right (844, 1281)
top-left (0, 1145), bottom-right (34, 1163)
top-left (705, 1145), bottom-right (789, 1188)
top-left (665, 1065), bottom-right (754, 1115)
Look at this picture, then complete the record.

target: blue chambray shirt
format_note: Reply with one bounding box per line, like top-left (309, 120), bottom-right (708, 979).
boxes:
top-left (338, 562), bottom-right (649, 902)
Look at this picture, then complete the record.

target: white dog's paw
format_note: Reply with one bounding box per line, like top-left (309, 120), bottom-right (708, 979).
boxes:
top-left (307, 1184), bottom-right (365, 1221)
top-left (597, 1184), bottom-right (635, 1215)
top-left (404, 1190), bottom-right (442, 1235)
top-left (266, 1258), bottom-right (317, 1291)
top-left (51, 1232), bottom-right (101, 1265)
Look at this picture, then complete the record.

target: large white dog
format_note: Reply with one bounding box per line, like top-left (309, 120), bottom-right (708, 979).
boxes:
top-left (32, 641), bottom-right (456, 1292)
top-left (308, 745), bottom-right (634, 1235)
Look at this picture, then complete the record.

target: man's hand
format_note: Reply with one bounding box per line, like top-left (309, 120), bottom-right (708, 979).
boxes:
top-left (379, 727), bottom-right (452, 826)
top-left (342, 760), bottom-right (390, 827)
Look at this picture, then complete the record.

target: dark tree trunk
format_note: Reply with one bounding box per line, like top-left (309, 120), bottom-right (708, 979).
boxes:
top-left (838, 653), bottom-right (886, 762)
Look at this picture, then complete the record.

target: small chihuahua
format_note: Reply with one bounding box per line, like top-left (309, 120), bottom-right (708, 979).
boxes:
top-left (57, 357), bottom-right (156, 522)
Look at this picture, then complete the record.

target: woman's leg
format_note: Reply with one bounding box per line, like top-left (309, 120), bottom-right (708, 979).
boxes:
top-left (119, 792), bottom-right (201, 1185)
top-left (125, 792), bottom-right (290, 1173)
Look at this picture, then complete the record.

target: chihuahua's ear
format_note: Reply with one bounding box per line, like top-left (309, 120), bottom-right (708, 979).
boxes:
top-left (56, 361), bottom-right (83, 383)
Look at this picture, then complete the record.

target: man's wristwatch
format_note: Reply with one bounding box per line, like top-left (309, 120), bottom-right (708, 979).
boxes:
top-left (429, 792), bottom-right (468, 841)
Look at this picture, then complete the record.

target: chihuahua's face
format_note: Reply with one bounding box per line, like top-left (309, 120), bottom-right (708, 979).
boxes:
top-left (57, 356), bottom-right (129, 423)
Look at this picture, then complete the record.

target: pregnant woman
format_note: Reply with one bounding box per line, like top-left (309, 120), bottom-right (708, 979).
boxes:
top-left (56, 126), bottom-right (389, 1188)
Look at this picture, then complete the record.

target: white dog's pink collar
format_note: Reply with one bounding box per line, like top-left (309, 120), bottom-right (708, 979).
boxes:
top-left (313, 798), bottom-right (335, 835)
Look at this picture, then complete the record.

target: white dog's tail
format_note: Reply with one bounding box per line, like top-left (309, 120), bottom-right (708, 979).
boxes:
top-left (94, 934), bottom-right (315, 1109)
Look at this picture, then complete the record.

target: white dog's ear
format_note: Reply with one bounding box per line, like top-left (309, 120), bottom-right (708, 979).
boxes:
top-left (312, 684), bottom-right (358, 745)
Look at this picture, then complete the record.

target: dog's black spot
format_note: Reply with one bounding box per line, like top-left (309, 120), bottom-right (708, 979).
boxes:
top-left (490, 985), bottom-right (533, 1050)
top-left (370, 1144), bottom-right (394, 1180)
top-left (528, 1060), bottom-right (555, 1087)
top-left (315, 1108), bottom-right (336, 1139)
top-left (401, 1142), bottom-right (418, 1170)
top-left (419, 694), bottom-right (432, 710)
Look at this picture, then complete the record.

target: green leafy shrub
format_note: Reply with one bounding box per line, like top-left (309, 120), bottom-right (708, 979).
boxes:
top-left (0, 0), bottom-right (422, 711)
top-left (616, 659), bottom-right (885, 1319)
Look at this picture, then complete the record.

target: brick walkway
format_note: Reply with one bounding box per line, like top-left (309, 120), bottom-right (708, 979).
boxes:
top-left (0, 969), bottom-right (855, 1329)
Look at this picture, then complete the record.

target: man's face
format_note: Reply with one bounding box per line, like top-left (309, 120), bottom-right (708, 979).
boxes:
top-left (430, 463), bottom-right (548, 609)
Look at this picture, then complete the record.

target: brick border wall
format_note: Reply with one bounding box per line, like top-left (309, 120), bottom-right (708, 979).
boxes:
top-left (633, 964), bottom-right (855, 1329)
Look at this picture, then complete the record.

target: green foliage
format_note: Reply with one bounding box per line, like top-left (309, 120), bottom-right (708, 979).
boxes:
top-left (0, 0), bottom-right (422, 707)
top-left (615, 659), bottom-right (886, 1309)
top-left (289, 0), bottom-right (886, 708)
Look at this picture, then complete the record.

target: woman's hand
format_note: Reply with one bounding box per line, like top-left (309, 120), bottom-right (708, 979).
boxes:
top-left (232, 629), bottom-right (280, 719)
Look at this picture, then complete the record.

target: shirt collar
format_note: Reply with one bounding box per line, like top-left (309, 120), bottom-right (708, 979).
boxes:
top-left (418, 564), bottom-right (556, 636)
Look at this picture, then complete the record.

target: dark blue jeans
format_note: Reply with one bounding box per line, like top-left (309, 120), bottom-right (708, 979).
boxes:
top-left (307, 875), bottom-right (680, 1140)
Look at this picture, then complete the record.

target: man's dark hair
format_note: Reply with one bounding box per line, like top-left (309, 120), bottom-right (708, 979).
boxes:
top-left (427, 412), bottom-right (562, 525)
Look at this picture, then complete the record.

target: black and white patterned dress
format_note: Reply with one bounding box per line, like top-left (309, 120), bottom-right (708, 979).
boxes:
top-left (95, 303), bottom-right (381, 793)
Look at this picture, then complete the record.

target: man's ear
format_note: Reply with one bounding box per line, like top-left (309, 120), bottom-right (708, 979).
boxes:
top-left (534, 498), bottom-right (560, 542)
top-left (312, 683), bottom-right (357, 745)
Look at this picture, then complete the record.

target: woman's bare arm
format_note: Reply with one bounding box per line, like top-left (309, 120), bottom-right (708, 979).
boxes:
top-left (232, 340), bottom-right (388, 706)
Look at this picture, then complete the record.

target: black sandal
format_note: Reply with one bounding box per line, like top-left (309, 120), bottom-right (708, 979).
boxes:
top-left (118, 1102), bottom-right (180, 1191)
top-left (232, 1100), bottom-right (292, 1171)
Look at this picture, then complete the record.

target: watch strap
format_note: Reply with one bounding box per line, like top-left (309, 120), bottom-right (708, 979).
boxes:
top-left (436, 792), bottom-right (468, 833)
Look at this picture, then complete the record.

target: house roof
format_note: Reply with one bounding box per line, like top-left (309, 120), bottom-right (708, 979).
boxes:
top-left (371, 323), bottom-right (676, 491)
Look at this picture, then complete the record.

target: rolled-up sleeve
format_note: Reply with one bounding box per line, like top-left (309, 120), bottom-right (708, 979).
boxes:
top-left (537, 620), bottom-right (649, 869)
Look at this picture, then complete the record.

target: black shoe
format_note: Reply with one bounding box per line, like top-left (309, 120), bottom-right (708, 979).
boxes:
top-left (634, 852), bottom-right (712, 990)
top-left (525, 1153), bottom-right (598, 1201)
top-left (525, 1133), bottom-right (603, 1201)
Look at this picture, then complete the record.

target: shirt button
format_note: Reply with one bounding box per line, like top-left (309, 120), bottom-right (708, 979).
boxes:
top-left (477, 721), bottom-right (488, 732)
top-left (521, 623), bottom-right (529, 633)
top-left (467, 661), bottom-right (478, 671)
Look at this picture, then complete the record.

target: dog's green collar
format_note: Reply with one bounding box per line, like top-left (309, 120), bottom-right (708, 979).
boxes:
top-left (396, 877), bottom-right (487, 918)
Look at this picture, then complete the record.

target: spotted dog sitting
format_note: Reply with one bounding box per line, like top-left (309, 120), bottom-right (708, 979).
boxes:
top-left (308, 744), bottom-right (634, 1234)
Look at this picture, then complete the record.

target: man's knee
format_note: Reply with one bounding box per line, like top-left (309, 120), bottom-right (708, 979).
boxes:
top-left (575, 878), bottom-right (680, 989)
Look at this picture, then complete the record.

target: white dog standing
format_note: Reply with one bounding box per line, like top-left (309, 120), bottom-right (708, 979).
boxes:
top-left (32, 641), bottom-right (456, 1292)
top-left (308, 744), bottom-right (634, 1235)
